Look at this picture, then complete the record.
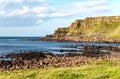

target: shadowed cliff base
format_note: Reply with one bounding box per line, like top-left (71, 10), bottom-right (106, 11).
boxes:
top-left (40, 16), bottom-right (120, 43)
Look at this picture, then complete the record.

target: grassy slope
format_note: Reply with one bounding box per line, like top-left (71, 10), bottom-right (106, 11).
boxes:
top-left (0, 60), bottom-right (120, 79)
top-left (68, 22), bottom-right (120, 38)
top-left (109, 25), bottom-right (120, 38)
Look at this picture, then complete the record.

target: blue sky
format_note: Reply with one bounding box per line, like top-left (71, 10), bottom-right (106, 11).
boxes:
top-left (0, 0), bottom-right (119, 36)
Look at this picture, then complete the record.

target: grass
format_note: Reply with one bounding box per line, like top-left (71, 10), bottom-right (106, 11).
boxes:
top-left (68, 22), bottom-right (120, 38)
top-left (85, 22), bottom-right (120, 37)
top-left (108, 25), bottom-right (120, 38)
top-left (0, 60), bottom-right (120, 79)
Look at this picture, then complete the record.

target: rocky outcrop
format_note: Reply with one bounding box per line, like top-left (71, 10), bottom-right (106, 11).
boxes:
top-left (81, 16), bottom-right (120, 27)
top-left (42, 16), bottom-right (120, 42)
top-left (1, 46), bottom-right (120, 71)
top-left (54, 28), bottom-right (69, 38)
top-left (69, 20), bottom-right (82, 29)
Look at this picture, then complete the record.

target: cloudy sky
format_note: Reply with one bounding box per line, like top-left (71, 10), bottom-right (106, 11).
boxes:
top-left (0, 0), bottom-right (119, 36)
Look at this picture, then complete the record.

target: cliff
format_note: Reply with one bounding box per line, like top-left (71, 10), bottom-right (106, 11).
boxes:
top-left (54, 28), bottom-right (69, 38)
top-left (44, 16), bottom-right (120, 42)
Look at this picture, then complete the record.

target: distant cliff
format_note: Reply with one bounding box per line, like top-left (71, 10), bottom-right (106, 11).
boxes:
top-left (43, 16), bottom-right (120, 42)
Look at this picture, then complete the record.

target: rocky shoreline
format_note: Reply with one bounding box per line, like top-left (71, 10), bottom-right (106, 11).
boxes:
top-left (0, 45), bottom-right (120, 71)
top-left (38, 36), bottom-right (120, 44)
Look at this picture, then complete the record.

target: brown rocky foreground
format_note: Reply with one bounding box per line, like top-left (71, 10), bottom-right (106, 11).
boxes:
top-left (0, 45), bottom-right (120, 71)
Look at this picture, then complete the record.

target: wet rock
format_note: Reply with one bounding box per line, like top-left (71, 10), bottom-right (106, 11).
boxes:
top-left (0, 47), bottom-right (120, 71)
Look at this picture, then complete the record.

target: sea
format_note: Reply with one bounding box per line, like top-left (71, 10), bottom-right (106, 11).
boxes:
top-left (0, 37), bottom-right (120, 56)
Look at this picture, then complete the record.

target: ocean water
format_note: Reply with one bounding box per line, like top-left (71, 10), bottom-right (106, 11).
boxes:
top-left (0, 37), bottom-right (79, 55)
top-left (0, 37), bottom-right (120, 55)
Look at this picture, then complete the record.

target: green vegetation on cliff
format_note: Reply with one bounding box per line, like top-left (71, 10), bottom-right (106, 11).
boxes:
top-left (53, 16), bottom-right (120, 40)
top-left (109, 24), bottom-right (120, 38)
top-left (85, 22), bottom-right (120, 38)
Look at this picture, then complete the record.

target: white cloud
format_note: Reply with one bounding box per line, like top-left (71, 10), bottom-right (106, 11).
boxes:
top-left (0, 0), bottom-right (112, 27)
top-left (50, 12), bottom-right (71, 17)
top-left (0, 0), bottom-right (24, 4)
top-left (32, 6), bottom-right (48, 13)
top-left (38, 0), bottom-right (46, 3)
top-left (37, 12), bottom-right (71, 18)
top-left (0, 11), bottom-right (6, 15)
top-left (0, 0), bottom-right (110, 17)
top-left (7, 6), bottom-right (29, 16)
top-left (0, 0), bottom-right (49, 17)
top-left (71, 0), bottom-right (108, 7)
top-left (0, 0), bottom-right (46, 4)
top-left (63, 0), bottom-right (110, 15)
top-left (91, 5), bottom-right (110, 11)
top-left (42, 0), bottom-right (110, 18)
top-left (37, 14), bottom-right (48, 17)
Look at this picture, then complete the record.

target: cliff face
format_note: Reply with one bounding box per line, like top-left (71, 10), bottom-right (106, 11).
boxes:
top-left (45, 16), bottom-right (120, 42)
top-left (82, 16), bottom-right (120, 27)
top-left (53, 28), bottom-right (69, 38)
top-left (69, 20), bottom-right (82, 29)
top-left (68, 16), bottom-right (120, 29)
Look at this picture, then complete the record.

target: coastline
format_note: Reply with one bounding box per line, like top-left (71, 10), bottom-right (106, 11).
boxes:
top-left (38, 16), bottom-right (120, 43)
top-left (38, 36), bottom-right (120, 44)
top-left (1, 44), bottom-right (120, 71)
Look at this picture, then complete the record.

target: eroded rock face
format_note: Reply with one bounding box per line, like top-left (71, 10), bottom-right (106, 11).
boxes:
top-left (69, 20), bottom-right (83, 29)
top-left (53, 28), bottom-right (69, 38)
top-left (81, 16), bottom-right (120, 27)
top-left (42, 16), bottom-right (120, 42)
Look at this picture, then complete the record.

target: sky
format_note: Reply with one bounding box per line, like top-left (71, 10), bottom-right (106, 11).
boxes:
top-left (0, 0), bottom-right (119, 36)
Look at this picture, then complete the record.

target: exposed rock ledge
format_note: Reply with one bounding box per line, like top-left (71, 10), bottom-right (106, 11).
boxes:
top-left (40, 16), bottom-right (120, 42)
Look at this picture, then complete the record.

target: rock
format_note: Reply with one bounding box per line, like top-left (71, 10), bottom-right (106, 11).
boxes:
top-left (39, 16), bottom-right (120, 42)
top-left (1, 49), bottom-right (120, 71)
